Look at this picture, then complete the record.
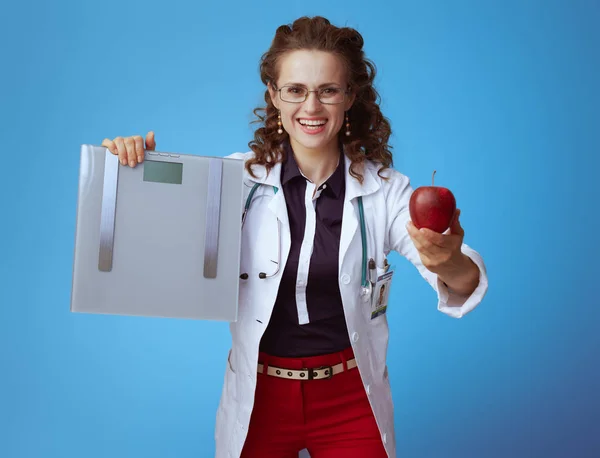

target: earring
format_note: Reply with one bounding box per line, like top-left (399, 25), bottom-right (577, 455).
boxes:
top-left (277, 110), bottom-right (283, 134)
top-left (345, 112), bottom-right (351, 136)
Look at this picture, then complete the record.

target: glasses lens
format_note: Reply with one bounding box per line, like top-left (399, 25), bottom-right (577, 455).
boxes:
top-left (319, 87), bottom-right (345, 104)
top-left (280, 86), bottom-right (307, 103)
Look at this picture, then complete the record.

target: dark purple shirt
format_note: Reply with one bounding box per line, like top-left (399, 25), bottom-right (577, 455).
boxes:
top-left (259, 142), bottom-right (351, 357)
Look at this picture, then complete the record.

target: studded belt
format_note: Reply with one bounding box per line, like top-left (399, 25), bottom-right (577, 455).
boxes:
top-left (257, 358), bottom-right (357, 380)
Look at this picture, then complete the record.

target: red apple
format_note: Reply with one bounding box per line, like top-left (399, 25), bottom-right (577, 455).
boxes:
top-left (409, 171), bottom-right (457, 233)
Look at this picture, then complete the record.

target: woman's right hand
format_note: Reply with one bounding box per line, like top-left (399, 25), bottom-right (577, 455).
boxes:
top-left (101, 131), bottom-right (156, 168)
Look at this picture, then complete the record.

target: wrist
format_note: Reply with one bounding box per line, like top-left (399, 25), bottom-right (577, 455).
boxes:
top-left (439, 254), bottom-right (479, 296)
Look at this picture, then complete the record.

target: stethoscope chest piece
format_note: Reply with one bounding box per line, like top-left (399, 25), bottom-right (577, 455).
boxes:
top-left (361, 284), bottom-right (372, 301)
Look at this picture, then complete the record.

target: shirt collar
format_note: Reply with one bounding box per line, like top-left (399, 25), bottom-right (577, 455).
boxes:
top-left (280, 140), bottom-right (345, 198)
top-left (281, 140), bottom-right (303, 186)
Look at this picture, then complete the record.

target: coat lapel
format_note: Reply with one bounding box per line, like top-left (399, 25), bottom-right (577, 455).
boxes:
top-left (244, 160), bottom-right (291, 272)
top-left (339, 154), bottom-right (381, 270)
top-left (244, 160), bottom-right (287, 224)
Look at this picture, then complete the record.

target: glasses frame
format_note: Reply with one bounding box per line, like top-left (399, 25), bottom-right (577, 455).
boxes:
top-left (275, 84), bottom-right (350, 105)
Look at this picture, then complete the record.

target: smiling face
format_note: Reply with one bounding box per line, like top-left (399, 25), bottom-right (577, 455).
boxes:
top-left (268, 49), bottom-right (355, 157)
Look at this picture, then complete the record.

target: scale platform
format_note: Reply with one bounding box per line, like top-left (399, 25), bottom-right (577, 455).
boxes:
top-left (70, 145), bottom-right (245, 321)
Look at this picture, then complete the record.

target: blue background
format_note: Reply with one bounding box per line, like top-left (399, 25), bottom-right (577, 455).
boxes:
top-left (1, 0), bottom-right (598, 457)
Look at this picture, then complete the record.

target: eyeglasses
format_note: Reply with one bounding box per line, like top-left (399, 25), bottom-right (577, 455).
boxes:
top-left (276, 85), bottom-right (348, 105)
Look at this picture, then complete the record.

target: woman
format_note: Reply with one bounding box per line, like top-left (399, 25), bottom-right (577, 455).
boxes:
top-left (377, 283), bottom-right (387, 308)
top-left (102, 16), bottom-right (488, 458)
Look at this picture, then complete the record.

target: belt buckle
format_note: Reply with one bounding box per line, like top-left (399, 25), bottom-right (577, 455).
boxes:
top-left (307, 365), bottom-right (333, 380)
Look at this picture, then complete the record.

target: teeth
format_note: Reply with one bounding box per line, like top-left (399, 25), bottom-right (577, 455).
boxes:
top-left (298, 119), bottom-right (326, 126)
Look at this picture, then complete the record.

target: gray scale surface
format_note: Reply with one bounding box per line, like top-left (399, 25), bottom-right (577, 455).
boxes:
top-left (70, 145), bottom-right (244, 321)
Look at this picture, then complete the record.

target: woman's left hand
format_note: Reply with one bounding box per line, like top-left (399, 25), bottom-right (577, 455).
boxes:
top-left (406, 209), bottom-right (466, 276)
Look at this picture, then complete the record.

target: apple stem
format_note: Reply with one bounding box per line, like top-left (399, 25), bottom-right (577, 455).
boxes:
top-left (432, 170), bottom-right (436, 186)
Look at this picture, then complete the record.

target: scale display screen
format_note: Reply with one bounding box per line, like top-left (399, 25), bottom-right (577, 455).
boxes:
top-left (143, 160), bottom-right (183, 184)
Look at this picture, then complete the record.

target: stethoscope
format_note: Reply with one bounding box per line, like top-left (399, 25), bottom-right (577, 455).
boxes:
top-left (239, 182), bottom-right (372, 299)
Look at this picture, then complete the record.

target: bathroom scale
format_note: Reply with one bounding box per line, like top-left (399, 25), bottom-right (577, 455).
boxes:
top-left (70, 145), bottom-right (245, 321)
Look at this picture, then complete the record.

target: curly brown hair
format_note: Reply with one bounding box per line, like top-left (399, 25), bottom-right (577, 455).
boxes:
top-left (246, 16), bottom-right (393, 184)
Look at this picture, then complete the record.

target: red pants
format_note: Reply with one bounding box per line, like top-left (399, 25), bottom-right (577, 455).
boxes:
top-left (241, 346), bottom-right (388, 458)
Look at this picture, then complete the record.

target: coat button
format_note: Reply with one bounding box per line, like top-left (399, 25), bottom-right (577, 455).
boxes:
top-left (351, 332), bottom-right (359, 342)
top-left (341, 274), bottom-right (351, 284)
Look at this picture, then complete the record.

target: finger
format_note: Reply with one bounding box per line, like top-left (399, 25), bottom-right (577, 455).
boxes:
top-left (411, 235), bottom-right (454, 272)
top-left (101, 138), bottom-right (118, 156)
top-left (408, 237), bottom-right (443, 272)
top-left (450, 209), bottom-right (464, 236)
top-left (406, 221), bottom-right (427, 247)
top-left (407, 220), bottom-right (446, 247)
top-left (113, 137), bottom-right (128, 166)
top-left (407, 223), bottom-right (444, 257)
top-left (443, 210), bottom-right (457, 235)
top-left (133, 135), bottom-right (145, 163)
top-left (407, 221), bottom-right (441, 251)
top-left (124, 137), bottom-right (137, 167)
top-left (406, 220), bottom-right (426, 241)
top-left (418, 227), bottom-right (447, 248)
top-left (451, 208), bottom-right (459, 225)
top-left (145, 131), bottom-right (156, 151)
top-left (417, 238), bottom-right (446, 259)
top-left (417, 224), bottom-right (460, 251)
top-left (410, 234), bottom-right (428, 254)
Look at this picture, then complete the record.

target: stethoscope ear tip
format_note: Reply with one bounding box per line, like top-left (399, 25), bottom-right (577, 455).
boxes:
top-left (258, 272), bottom-right (267, 279)
top-left (240, 273), bottom-right (249, 280)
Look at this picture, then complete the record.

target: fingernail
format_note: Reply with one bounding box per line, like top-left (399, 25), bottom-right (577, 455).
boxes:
top-left (121, 158), bottom-right (126, 165)
top-left (129, 160), bottom-right (135, 167)
top-left (138, 156), bottom-right (143, 162)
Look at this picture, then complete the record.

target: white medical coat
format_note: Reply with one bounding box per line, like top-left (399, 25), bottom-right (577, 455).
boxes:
top-left (215, 150), bottom-right (489, 458)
